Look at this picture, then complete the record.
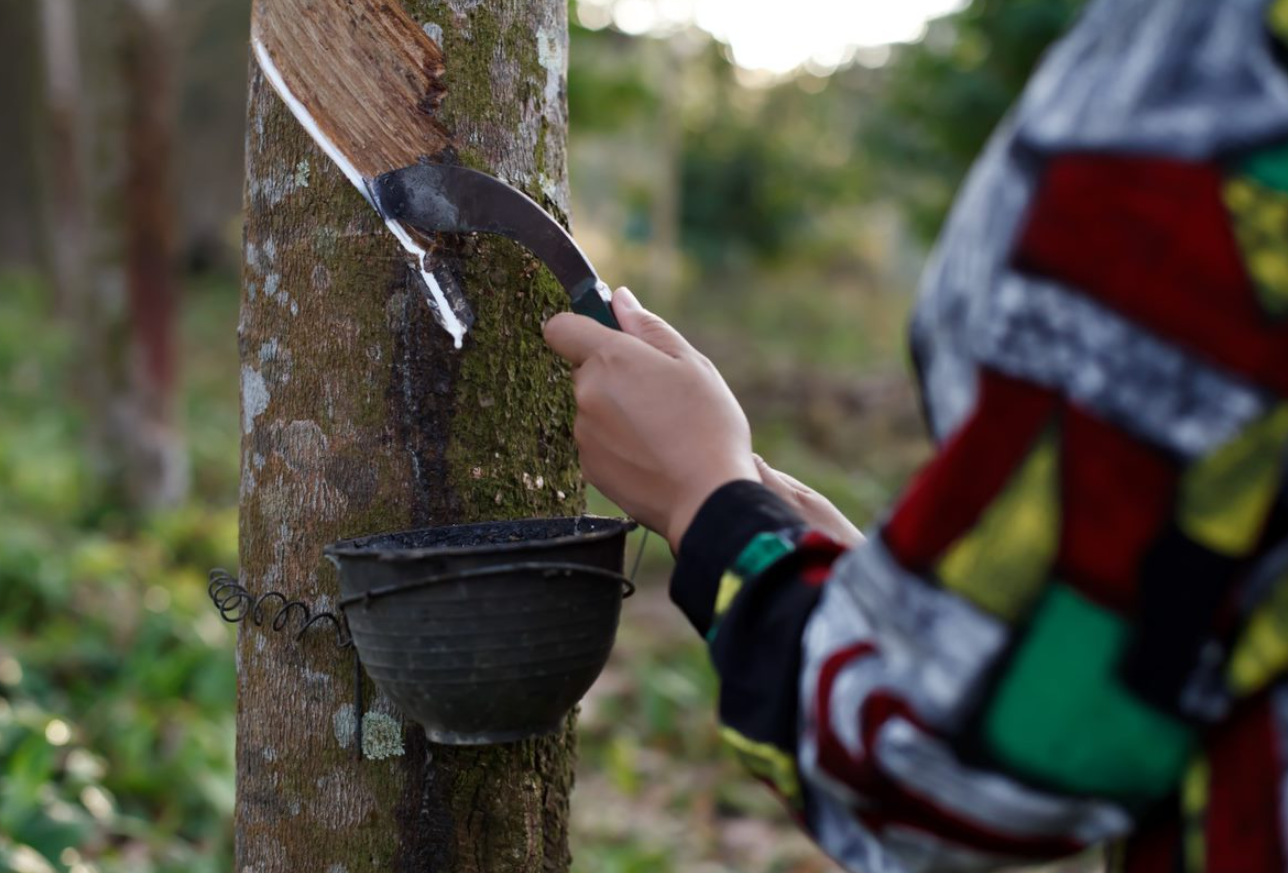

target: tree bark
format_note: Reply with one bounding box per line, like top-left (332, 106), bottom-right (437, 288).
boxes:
top-left (236, 1), bottom-right (583, 870)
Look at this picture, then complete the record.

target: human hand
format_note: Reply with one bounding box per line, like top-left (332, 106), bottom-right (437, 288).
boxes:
top-left (543, 288), bottom-right (760, 551)
top-left (752, 455), bottom-right (864, 547)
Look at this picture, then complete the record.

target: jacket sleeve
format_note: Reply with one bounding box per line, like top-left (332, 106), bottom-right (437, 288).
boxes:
top-left (671, 476), bottom-right (1139, 873)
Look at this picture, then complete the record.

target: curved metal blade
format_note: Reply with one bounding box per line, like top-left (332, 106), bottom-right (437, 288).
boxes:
top-left (371, 163), bottom-right (618, 328)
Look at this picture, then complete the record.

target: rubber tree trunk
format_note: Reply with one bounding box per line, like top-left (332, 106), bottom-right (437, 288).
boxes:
top-left (236, 1), bottom-right (583, 870)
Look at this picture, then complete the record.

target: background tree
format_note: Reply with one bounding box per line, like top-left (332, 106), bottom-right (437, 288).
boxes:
top-left (36, 0), bottom-right (88, 318)
top-left (42, 0), bottom-right (189, 515)
top-left (866, 0), bottom-right (1086, 242)
top-left (0, 0), bottom-right (43, 268)
top-left (236, 0), bottom-right (585, 869)
top-left (118, 0), bottom-right (185, 511)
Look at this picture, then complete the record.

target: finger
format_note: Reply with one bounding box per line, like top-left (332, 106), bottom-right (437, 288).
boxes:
top-left (543, 311), bottom-right (619, 367)
top-left (612, 287), bottom-right (692, 358)
top-left (753, 454), bottom-right (807, 494)
top-left (825, 514), bottom-right (865, 547)
top-left (758, 459), bottom-right (864, 546)
top-left (766, 465), bottom-right (813, 499)
top-left (753, 454), bottom-right (802, 505)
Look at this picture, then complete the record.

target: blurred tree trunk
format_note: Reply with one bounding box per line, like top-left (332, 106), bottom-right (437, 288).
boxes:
top-left (0, 0), bottom-right (42, 268)
top-left (648, 39), bottom-right (683, 308)
top-left (37, 0), bottom-right (88, 316)
top-left (236, 1), bottom-right (584, 871)
top-left (120, 0), bottom-right (186, 509)
top-left (76, 0), bottom-right (187, 513)
top-left (75, 0), bottom-right (126, 507)
top-left (173, 0), bottom-right (253, 273)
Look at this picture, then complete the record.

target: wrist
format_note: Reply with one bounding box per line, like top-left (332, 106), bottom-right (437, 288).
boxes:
top-left (668, 479), bottom-right (807, 636)
top-left (666, 460), bottom-right (760, 551)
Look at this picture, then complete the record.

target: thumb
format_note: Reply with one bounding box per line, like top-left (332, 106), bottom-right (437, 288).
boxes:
top-left (543, 311), bottom-right (618, 366)
top-left (612, 287), bottom-right (692, 358)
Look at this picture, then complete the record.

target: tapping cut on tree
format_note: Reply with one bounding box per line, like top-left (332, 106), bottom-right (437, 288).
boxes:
top-left (252, 0), bottom-right (470, 345)
top-left (252, 0), bottom-right (451, 182)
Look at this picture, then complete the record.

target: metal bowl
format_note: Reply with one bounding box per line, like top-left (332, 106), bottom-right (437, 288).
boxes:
top-left (324, 516), bottom-right (635, 745)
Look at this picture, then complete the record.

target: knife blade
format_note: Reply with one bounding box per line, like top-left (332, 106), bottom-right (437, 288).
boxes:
top-left (371, 163), bottom-right (620, 330)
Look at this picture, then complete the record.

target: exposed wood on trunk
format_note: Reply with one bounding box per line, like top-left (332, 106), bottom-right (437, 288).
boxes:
top-left (253, 0), bottom-right (451, 181)
top-left (237, 0), bottom-right (584, 870)
top-left (253, 0), bottom-right (474, 345)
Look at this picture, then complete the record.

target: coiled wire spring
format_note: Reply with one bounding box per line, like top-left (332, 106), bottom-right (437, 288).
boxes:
top-left (207, 568), bottom-right (353, 649)
top-left (208, 568), bottom-right (366, 758)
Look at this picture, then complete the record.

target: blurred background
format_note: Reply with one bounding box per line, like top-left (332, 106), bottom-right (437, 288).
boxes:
top-left (0, 0), bottom-right (1084, 871)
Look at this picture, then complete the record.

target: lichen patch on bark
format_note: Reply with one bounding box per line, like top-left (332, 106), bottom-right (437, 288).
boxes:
top-left (241, 365), bottom-right (270, 435)
top-left (361, 712), bottom-right (406, 760)
top-left (333, 704), bottom-right (356, 749)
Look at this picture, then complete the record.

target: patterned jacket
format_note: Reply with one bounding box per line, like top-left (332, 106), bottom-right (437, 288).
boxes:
top-left (670, 0), bottom-right (1288, 870)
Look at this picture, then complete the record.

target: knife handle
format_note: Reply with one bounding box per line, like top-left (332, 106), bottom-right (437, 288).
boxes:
top-left (571, 289), bottom-right (622, 331)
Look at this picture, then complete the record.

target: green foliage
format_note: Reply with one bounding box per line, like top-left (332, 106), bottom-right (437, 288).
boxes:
top-left (0, 273), bottom-right (238, 873)
top-left (679, 113), bottom-right (807, 268)
top-left (868, 0), bottom-right (1086, 241)
top-left (569, 0), bottom-right (1084, 271)
top-left (679, 57), bottom-right (875, 271)
top-left (575, 839), bottom-right (673, 873)
top-left (567, 24), bottom-right (660, 132)
top-left (568, 28), bottom-right (872, 274)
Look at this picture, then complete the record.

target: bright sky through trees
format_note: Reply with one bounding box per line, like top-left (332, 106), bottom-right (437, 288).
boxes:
top-left (577, 0), bottom-right (966, 74)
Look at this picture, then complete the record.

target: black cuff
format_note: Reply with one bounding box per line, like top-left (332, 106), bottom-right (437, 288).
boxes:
top-left (670, 479), bottom-right (804, 635)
